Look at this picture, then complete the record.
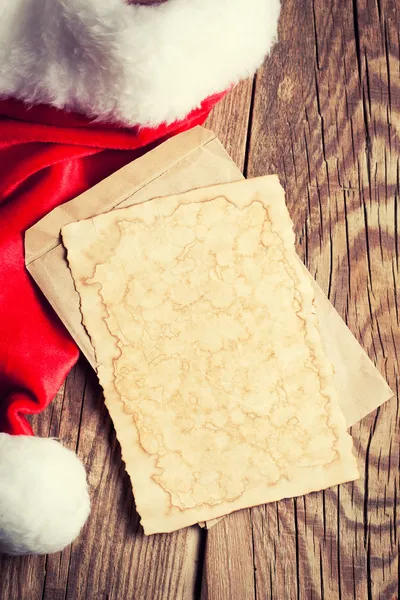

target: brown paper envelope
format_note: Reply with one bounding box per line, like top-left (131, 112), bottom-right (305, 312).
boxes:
top-left (25, 125), bottom-right (393, 427)
top-left (25, 126), bottom-right (393, 530)
top-left (25, 128), bottom-right (243, 367)
top-left (62, 177), bottom-right (360, 535)
top-left (25, 127), bottom-right (393, 510)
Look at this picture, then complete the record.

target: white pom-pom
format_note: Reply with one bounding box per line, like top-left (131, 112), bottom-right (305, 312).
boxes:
top-left (0, 433), bottom-right (90, 555)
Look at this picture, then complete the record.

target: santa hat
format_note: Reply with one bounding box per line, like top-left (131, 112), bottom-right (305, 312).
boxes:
top-left (0, 0), bottom-right (280, 554)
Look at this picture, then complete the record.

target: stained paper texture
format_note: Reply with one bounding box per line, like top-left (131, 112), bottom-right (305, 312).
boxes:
top-left (26, 128), bottom-right (393, 439)
top-left (62, 176), bottom-right (359, 534)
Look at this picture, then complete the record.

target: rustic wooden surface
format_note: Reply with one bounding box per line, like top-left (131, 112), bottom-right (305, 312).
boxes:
top-left (1, 0), bottom-right (399, 598)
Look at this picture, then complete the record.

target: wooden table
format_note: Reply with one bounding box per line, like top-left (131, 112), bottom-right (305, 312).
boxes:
top-left (1, 0), bottom-right (399, 598)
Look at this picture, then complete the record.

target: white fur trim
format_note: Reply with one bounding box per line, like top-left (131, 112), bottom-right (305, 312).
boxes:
top-left (0, 0), bottom-right (280, 126)
top-left (0, 433), bottom-right (90, 555)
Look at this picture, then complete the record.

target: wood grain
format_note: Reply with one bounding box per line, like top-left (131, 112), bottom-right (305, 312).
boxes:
top-left (201, 0), bottom-right (399, 598)
top-left (205, 78), bottom-right (255, 172)
top-left (1, 1), bottom-right (399, 597)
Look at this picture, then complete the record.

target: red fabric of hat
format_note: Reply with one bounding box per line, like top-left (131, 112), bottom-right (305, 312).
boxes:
top-left (0, 92), bottom-right (226, 436)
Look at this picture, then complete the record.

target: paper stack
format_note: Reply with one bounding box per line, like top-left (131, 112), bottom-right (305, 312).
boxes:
top-left (25, 128), bottom-right (392, 534)
top-left (61, 176), bottom-right (359, 534)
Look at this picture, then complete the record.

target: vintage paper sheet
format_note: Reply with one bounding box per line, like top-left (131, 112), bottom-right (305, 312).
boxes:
top-left (25, 128), bottom-right (393, 434)
top-left (62, 176), bottom-right (359, 534)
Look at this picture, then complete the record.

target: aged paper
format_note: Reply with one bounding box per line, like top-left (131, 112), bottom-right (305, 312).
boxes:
top-left (62, 176), bottom-right (359, 534)
top-left (26, 127), bottom-right (393, 433)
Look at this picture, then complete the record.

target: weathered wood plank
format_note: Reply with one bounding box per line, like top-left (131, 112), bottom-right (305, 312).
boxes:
top-left (201, 512), bottom-right (255, 600)
top-left (243, 0), bottom-right (399, 598)
top-left (205, 78), bottom-right (254, 172)
top-left (199, 79), bottom-right (260, 600)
